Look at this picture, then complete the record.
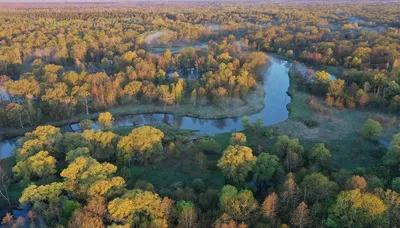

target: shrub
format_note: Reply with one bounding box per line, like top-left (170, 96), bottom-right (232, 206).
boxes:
top-left (197, 138), bottom-right (221, 154)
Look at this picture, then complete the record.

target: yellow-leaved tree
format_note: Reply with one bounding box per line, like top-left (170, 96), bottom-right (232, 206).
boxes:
top-left (117, 126), bottom-right (164, 163)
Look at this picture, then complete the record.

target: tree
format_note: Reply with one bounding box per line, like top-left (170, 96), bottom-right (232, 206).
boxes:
top-left (217, 52), bottom-right (232, 63)
top-left (0, 167), bottom-right (10, 207)
top-left (16, 125), bottom-right (62, 160)
top-left (122, 81), bottom-right (142, 100)
top-left (5, 103), bottom-right (30, 128)
top-left (43, 82), bottom-right (76, 118)
top-left (217, 145), bottom-right (255, 184)
top-left (65, 147), bottom-right (91, 163)
top-left (275, 135), bottom-right (303, 171)
top-left (178, 207), bottom-right (198, 228)
top-left (97, 112), bottom-right (114, 129)
top-left (69, 209), bottom-right (105, 228)
top-left (307, 143), bottom-right (331, 170)
top-left (117, 126), bottom-right (164, 163)
top-left (328, 79), bottom-right (345, 97)
top-left (280, 173), bottom-right (301, 212)
top-left (362, 118), bottom-right (382, 139)
top-left (329, 189), bottom-right (389, 227)
top-left (312, 71), bottom-right (331, 94)
top-left (262, 192), bottom-right (278, 218)
top-left (176, 201), bottom-right (195, 216)
top-left (20, 183), bottom-right (63, 203)
top-left (62, 132), bottom-right (91, 155)
top-left (391, 177), bottom-right (400, 192)
top-left (383, 133), bottom-right (400, 166)
top-left (301, 173), bottom-right (338, 204)
top-left (12, 151), bottom-right (57, 181)
top-left (72, 85), bottom-right (91, 115)
top-left (290, 202), bottom-right (312, 228)
top-left (176, 201), bottom-right (197, 228)
top-left (82, 129), bottom-right (119, 161)
top-left (356, 89), bottom-right (369, 108)
top-left (69, 197), bottom-right (107, 228)
top-left (374, 189), bottom-right (400, 228)
top-left (60, 156), bottom-right (124, 198)
top-left (4, 78), bottom-right (40, 102)
top-left (159, 85), bottom-right (175, 110)
top-left (107, 190), bottom-right (168, 228)
top-left (253, 153), bottom-right (282, 182)
top-left (230, 132), bottom-right (247, 145)
top-left (347, 175), bottom-right (367, 191)
top-left (79, 119), bottom-right (93, 131)
top-left (219, 185), bottom-right (258, 222)
top-left (190, 89), bottom-right (197, 106)
top-left (174, 78), bottom-right (185, 105)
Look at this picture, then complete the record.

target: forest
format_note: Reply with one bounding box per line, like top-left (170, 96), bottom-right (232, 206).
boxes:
top-left (0, 1), bottom-right (399, 228)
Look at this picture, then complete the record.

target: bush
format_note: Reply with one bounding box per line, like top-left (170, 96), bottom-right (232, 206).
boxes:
top-left (303, 119), bottom-right (319, 128)
top-left (197, 138), bottom-right (221, 154)
top-left (135, 180), bottom-right (155, 192)
top-left (308, 97), bottom-right (331, 115)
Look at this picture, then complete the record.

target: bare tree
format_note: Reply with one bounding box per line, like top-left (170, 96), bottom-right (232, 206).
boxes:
top-left (290, 201), bottom-right (312, 228)
top-left (178, 207), bottom-right (198, 228)
top-left (262, 192), bottom-right (279, 218)
top-left (0, 167), bottom-right (11, 207)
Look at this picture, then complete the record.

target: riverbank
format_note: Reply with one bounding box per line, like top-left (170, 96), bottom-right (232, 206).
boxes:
top-left (0, 85), bottom-right (266, 139)
top-left (273, 69), bottom-right (400, 170)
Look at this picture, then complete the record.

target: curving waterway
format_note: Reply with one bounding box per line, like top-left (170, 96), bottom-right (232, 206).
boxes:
top-left (0, 55), bottom-right (292, 159)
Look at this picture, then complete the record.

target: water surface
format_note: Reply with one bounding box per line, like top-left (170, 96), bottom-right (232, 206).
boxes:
top-left (0, 56), bottom-right (291, 158)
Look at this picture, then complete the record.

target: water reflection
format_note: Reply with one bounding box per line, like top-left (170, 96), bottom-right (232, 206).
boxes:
top-left (0, 56), bottom-right (291, 159)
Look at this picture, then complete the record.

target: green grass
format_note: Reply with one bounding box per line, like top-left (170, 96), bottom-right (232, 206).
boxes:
top-left (128, 159), bottom-right (224, 190)
top-left (273, 71), bottom-right (400, 170)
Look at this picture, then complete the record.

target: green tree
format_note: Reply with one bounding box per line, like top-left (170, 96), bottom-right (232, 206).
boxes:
top-left (176, 200), bottom-right (195, 216)
top-left (5, 103), bottom-right (30, 128)
top-left (301, 173), bottom-right (338, 204)
top-left (252, 153), bottom-right (282, 182)
top-left (79, 119), bottom-right (93, 131)
top-left (275, 135), bottom-right (304, 171)
top-left (383, 133), bottom-right (400, 167)
top-left (308, 143), bottom-right (331, 170)
top-left (392, 177), bottom-right (400, 192)
top-left (217, 145), bottom-right (255, 184)
top-left (362, 118), bottom-right (382, 139)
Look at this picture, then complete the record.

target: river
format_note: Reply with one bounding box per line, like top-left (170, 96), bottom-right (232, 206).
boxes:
top-left (0, 54), bottom-right (292, 159)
